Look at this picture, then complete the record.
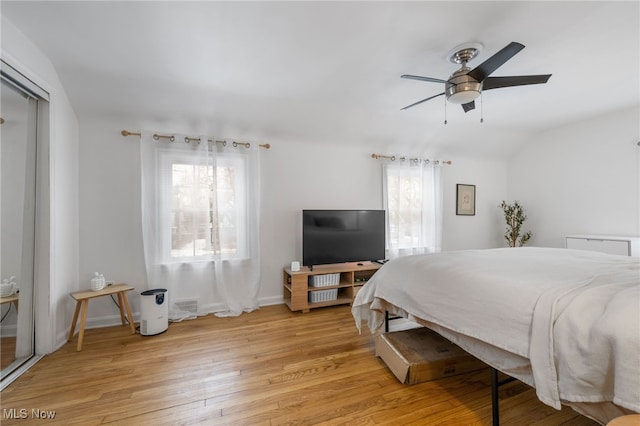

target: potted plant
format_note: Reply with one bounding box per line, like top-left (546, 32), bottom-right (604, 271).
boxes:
top-left (499, 200), bottom-right (532, 247)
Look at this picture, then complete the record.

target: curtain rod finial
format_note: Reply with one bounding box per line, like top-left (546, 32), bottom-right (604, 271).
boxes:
top-left (121, 130), bottom-right (129, 136)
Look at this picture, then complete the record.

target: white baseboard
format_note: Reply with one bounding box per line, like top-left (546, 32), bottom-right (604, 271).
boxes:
top-left (258, 295), bottom-right (284, 307)
top-left (0, 326), bottom-right (17, 338)
top-left (54, 297), bottom-right (286, 351)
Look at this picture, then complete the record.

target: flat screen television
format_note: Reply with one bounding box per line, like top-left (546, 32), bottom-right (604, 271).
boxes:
top-left (302, 210), bottom-right (385, 267)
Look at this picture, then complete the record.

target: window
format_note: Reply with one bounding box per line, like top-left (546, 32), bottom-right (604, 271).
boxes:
top-left (383, 162), bottom-right (442, 256)
top-left (160, 151), bottom-right (247, 262)
top-left (140, 134), bottom-right (262, 316)
top-left (385, 166), bottom-right (424, 249)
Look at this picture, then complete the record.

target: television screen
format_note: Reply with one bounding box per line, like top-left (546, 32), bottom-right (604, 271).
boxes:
top-left (303, 210), bottom-right (385, 267)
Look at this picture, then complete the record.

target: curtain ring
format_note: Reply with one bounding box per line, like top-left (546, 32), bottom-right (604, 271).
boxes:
top-left (222, 141), bottom-right (227, 147)
top-left (434, 160), bottom-right (439, 165)
top-left (391, 156), bottom-right (396, 161)
top-left (245, 143), bottom-right (251, 149)
top-left (400, 156), bottom-right (406, 162)
top-left (184, 137), bottom-right (190, 144)
top-left (425, 159), bottom-right (430, 165)
top-left (153, 133), bottom-right (175, 142)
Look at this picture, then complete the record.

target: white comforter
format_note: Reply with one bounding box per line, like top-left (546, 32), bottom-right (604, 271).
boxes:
top-left (352, 247), bottom-right (640, 420)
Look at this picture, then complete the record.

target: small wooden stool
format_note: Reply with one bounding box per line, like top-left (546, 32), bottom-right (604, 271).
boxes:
top-left (607, 414), bottom-right (640, 426)
top-left (68, 284), bottom-right (135, 351)
top-left (0, 293), bottom-right (19, 314)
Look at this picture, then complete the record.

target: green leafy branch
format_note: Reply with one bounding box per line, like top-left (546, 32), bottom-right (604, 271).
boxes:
top-left (500, 200), bottom-right (532, 247)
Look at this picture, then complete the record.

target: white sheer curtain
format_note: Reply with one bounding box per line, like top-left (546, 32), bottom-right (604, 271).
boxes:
top-left (383, 159), bottom-right (443, 259)
top-left (140, 133), bottom-right (261, 318)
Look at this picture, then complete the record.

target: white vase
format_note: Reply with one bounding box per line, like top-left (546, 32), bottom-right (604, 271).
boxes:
top-left (90, 273), bottom-right (106, 291)
top-left (0, 279), bottom-right (15, 297)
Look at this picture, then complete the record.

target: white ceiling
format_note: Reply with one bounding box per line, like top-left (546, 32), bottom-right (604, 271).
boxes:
top-left (2, 1), bottom-right (639, 158)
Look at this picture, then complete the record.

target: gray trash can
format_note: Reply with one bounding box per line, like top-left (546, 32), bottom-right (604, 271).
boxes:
top-left (139, 288), bottom-right (168, 336)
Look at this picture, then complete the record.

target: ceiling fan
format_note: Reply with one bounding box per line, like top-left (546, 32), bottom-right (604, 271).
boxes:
top-left (401, 42), bottom-right (551, 112)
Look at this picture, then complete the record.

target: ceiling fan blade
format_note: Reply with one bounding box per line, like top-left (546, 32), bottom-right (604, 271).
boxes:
top-left (467, 42), bottom-right (525, 82)
top-left (401, 92), bottom-right (445, 110)
top-left (401, 74), bottom-right (448, 84)
top-left (482, 74), bottom-right (552, 90)
top-left (461, 101), bottom-right (475, 113)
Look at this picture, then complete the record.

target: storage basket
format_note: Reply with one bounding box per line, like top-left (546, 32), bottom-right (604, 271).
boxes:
top-left (309, 273), bottom-right (340, 287)
top-left (309, 288), bottom-right (338, 303)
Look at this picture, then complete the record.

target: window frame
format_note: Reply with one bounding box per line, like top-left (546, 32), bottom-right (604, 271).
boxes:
top-left (158, 149), bottom-right (248, 263)
top-left (384, 163), bottom-right (425, 250)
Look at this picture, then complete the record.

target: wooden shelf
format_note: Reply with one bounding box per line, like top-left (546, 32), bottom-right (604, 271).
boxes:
top-left (282, 261), bottom-right (381, 312)
top-left (308, 297), bottom-right (353, 309)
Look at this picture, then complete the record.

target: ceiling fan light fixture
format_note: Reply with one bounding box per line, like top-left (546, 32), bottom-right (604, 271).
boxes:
top-left (446, 84), bottom-right (481, 104)
top-left (445, 69), bottom-right (482, 104)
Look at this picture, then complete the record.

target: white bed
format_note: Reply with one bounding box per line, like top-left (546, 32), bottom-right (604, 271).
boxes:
top-left (352, 247), bottom-right (640, 424)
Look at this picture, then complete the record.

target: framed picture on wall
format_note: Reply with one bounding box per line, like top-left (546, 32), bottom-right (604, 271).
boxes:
top-left (456, 184), bottom-right (476, 216)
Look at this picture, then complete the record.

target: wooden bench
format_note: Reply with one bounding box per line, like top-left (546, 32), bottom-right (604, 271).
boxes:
top-left (0, 293), bottom-right (19, 314)
top-left (68, 284), bottom-right (135, 351)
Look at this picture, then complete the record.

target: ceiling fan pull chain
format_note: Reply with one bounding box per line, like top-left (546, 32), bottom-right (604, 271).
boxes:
top-left (480, 92), bottom-right (484, 123)
top-left (444, 96), bottom-right (448, 125)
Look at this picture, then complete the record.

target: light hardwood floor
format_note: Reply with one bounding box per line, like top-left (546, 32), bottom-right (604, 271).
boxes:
top-left (1, 304), bottom-right (598, 425)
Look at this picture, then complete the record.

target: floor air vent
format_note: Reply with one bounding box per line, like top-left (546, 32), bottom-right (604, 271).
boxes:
top-left (174, 299), bottom-right (198, 314)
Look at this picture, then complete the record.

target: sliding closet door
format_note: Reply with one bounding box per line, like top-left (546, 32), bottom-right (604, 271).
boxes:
top-left (0, 70), bottom-right (39, 382)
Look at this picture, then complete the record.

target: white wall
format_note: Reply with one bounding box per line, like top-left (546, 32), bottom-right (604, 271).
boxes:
top-left (442, 156), bottom-right (507, 250)
top-left (75, 123), bottom-right (508, 320)
top-left (259, 140), bottom-right (383, 303)
top-left (1, 17), bottom-right (80, 352)
top-left (56, 103), bottom-right (640, 329)
top-left (76, 129), bottom-right (388, 315)
top-left (76, 119), bottom-right (147, 324)
top-left (260, 141), bottom-right (508, 301)
top-left (507, 106), bottom-right (640, 248)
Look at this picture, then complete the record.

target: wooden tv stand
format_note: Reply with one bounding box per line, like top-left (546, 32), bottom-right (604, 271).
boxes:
top-left (283, 262), bottom-right (381, 312)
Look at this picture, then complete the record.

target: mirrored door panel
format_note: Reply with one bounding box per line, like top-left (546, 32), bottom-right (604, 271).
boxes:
top-left (0, 75), bottom-right (38, 378)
